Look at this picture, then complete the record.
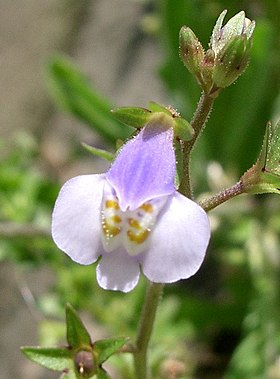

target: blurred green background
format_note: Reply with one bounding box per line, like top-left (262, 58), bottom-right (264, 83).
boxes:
top-left (1, 0), bottom-right (280, 378)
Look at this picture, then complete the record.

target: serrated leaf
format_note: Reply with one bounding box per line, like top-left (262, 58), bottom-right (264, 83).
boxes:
top-left (21, 347), bottom-right (72, 371)
top-left (81, 143), bottom-right (114, 162)
top-left (94, 337), bottom-right (128, 364)
top-left (45, 55), bottom-right (130, 143)
top-left (111, 107), bottom-right (151, 128)
top-left (66, 303), bottom-right (91, 348)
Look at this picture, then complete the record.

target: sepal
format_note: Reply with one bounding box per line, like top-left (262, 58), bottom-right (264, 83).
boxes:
top-left (21, 303), bottom-right (128, 378)
top-left (174, 117), bottom-right (194, 141)
top-left (93, 337), bottom-right (128, 364)
top-left (111, 107), bottom-right (151, 128)
top-left (21, 347), bottom-right (73, 371)
top-left (66, 303), bottom-right (91, 348)
top-left (81, 142), bottom-right (114, 162)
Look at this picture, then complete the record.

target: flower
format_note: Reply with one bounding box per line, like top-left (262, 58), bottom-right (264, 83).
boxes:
top-left (52, 113), bottom-right (210, 292)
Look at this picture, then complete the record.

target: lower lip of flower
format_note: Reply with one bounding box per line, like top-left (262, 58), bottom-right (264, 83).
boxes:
top-left (101, 186), bottom-right (168, 256)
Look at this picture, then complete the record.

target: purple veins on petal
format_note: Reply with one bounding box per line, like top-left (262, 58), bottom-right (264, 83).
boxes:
top-left (106, 119), bottom-right (176, 211)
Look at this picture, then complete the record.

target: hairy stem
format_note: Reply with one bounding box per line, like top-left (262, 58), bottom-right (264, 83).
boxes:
top-left (133, 282), bottom-right (164, 379)
top-left (200, 180), bottom-right (244, 212)
top-left (179, 92), bottom-right (215, 198)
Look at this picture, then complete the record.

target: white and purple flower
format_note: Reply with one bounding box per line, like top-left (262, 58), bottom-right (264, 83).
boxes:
top-left (52, 114), bottom-right (210, 292)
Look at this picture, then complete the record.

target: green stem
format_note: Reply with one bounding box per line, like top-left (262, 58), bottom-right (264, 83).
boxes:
top-left (199, 180), bottom-right (244, 212)
top-left (133, 282), bottom-right (164, 379)
top-left (179, 92), bottom-right (215, 198)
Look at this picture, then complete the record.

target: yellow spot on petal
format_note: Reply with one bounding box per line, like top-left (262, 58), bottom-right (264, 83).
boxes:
top-left (128, 218), bottom-right (141, 229)
top-left (140, 203), bottom-right (153, 213)
top-left (112, 215), bottom-right (122, 223)
top-left (105, 200), bottom-right (119, 209)
top-left (102, 220), bottom-right (121, 237)
top-left (127, 229), bottom-right (150, 244)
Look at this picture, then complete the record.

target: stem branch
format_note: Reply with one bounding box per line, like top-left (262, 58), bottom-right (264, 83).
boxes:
top-left (200, 180), bottom-right (244, 212)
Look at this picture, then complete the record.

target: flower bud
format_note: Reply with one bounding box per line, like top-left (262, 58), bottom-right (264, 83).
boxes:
top-left (210, 10), bottom-right (255, 88)
top-left (210, 10), bottom-right (255, 56)
top-left (212, 35), bottom-right (252, 88)
top-left (74, 350), bottom-right (97, 377)
top-left (179, 26), bottom-right (205, 77)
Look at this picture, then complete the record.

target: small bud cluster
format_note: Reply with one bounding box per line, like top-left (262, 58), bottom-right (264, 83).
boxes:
top-left (179, 10), bottom-right (255, 95)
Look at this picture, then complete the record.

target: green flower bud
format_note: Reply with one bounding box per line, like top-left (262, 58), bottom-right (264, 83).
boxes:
top-left (179, 26), bottom-right (205, 77)
top-left (74, 350), bottom-right (97, 378)
top-left (212, 34), bottom-right (252, 88)
top-left (210, 10), bottom-right (255, 56)
top-left (210, 10), bottom-right (255, 88)
top-left (241, 121), bottom-right (280, 195)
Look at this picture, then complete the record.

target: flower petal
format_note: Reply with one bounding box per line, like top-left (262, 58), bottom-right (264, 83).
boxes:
top-left (140, 192), bottom-right (210, 283)
top-left (96, 250), bottom-right (140, 292)
top-left (52, 174), bottom-right (105, 265)
top-left (106, 116), bottom-right (176, 211)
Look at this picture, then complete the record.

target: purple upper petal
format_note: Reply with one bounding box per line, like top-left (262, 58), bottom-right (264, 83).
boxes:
top-left (106, 118), bottom-right (176, 211)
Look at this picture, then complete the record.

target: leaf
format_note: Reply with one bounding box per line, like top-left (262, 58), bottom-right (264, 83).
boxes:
top-left (21, 346), bottom-right (72, 371)
top-left (264, 121), bottom-right (280, 176)
top-left (45, 55), bottom-right (131, 143)
top-left (111, 107), bottom-right (151, 128)
top-left (66, 303), bottom-right (92, 348)
top-left (96, 368), bottom-right (111, 379)
top-left (94, 337), bottom-right (128, 364)
top-left (60, 370), bottom-right (77, 379)
top-left (81, 143), bottom-right (114, 162)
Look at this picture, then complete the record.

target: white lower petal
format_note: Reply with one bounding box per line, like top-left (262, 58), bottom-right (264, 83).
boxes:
top-left (52, 174), bottom-right (105, 265)
top-left (140, 192), bottom-right (210, 283)
top-left (96, 249), bottom-right (140, 292)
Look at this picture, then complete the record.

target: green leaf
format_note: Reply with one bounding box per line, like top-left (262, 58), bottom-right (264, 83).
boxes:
top-left (60, 370), bottom-right (77, 379)
top-left (81, 143), bottom-right (114, 162)
top-left (97, 369), bottom-right (111, 379)
top-left (263, 121), bottom-right (280, 176)
top-left (66, 303), bottom-right (92, 348)
top-left (94, 337), bottom-right (128, 364)
top-left (45, 55), bottom-right (130, 143)
top-left (21, 347), bottom-right (72, 371)
top-left (111, 107), bottom-right (151, 128)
